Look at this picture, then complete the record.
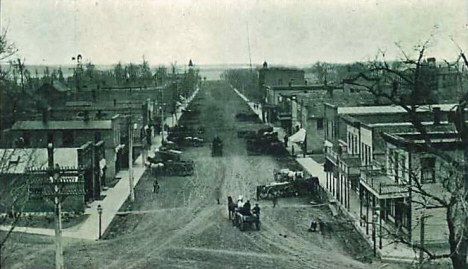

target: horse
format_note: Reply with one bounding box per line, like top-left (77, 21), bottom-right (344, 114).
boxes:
top-left (227, 196), bottom-right (237, 220)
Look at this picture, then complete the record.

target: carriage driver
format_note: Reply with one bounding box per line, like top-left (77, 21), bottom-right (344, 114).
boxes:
top-left (243, 200), bottom-right (251, 215)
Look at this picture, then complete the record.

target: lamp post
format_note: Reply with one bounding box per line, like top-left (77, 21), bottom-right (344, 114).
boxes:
top-left (97, 204), bottom-right (103, 240)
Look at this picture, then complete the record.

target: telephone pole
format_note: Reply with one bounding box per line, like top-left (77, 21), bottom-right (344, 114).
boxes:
top-left (48, 145), bottom-right (64, 269)
top-left (27, 143), bottom-right (85, 269)
top-left (160, 88), bottom-right (165, 144)
top-left (128, 91), bottom-right (135, 201)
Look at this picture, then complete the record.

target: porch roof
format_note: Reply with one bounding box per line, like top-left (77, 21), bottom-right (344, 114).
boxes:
top-left (361, 173), bottom-right (409, 199)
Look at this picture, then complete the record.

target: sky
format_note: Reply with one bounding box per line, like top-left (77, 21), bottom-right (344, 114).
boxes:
top-left (1, 0), bottom-right (468, 66)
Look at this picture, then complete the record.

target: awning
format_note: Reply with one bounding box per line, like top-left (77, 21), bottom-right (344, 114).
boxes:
top-left (289, 128), bottom-right (306, 143)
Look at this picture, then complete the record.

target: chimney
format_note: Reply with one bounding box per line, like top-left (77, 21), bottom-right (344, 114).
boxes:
top-left (433, 107), bottom-right (441, 125)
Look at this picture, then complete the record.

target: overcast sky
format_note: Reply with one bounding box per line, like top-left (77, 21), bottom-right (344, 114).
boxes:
top-left (2, 0), bottom-right (467, 66)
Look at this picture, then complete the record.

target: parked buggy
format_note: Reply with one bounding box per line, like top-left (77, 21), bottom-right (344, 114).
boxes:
top-left (146, 149), bottom-right (194, 176)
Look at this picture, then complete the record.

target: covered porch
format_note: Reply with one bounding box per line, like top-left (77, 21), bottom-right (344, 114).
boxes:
top-left (359, 170), bottom-right (411, 250)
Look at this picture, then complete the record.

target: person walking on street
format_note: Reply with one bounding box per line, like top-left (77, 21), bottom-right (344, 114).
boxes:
top-left (272, 196), bottom-right (278, 208)
top-left (153, 179), bottom-right (160, 194)
top-left (283, 135), bottom-right (288, 147)
top-left (319, 219), bottom-right (325, 236)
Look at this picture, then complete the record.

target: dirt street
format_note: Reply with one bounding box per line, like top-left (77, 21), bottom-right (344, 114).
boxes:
top-left (4, 81), bottom-right (377, 269)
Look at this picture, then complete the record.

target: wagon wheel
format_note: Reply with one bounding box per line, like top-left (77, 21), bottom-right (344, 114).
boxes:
top-left (239, 219), bottom-right (245, 231)
top-left (267, 187), bottom-right (280, 199)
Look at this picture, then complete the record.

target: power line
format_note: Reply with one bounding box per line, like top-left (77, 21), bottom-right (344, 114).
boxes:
top-left (246, 22), bottom-right (253, 72)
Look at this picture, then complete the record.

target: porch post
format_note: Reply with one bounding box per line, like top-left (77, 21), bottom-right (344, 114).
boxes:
top-left (379, 199), bottom-right (383, 249)
top-left (326, 172), bottom-right (329, 190)
top-left (347, 175), bottom-right (350, 210)
top-left (366, 191), bottom-right (369, 235)
top-left (359, 185), bottom-right (363, 227)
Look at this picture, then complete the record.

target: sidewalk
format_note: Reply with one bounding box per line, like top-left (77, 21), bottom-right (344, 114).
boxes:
top-left (0, 87), bottom-right (200, 240)
top-left (231, 85), bottom-right (418, 263)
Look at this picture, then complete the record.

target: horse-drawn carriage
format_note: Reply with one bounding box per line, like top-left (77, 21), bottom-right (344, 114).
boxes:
top-left (211, 136), bottom-right (223, 157)
top-left (227, 196), bottom-right (260, 231)
top-left (146, 149), bottom-right (194, 176)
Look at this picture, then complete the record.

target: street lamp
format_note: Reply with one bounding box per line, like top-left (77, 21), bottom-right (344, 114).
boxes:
top-left (97, 204), bottom-right (103, 240)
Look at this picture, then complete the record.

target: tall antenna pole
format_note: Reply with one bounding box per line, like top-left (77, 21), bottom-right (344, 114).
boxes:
top-left (246, 22), bottom-right (253, 72)
top-left (128, 91), bottom-right (135, 202)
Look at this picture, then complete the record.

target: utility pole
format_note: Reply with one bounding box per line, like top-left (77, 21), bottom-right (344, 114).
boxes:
top-left (246, 22), bottom-right (253, 72)
top-left (128, 113), bottom-right (135, 202)
top-left (160, 88), bottom-right (165, 144)
top-left (27, 144), bottom-right (85, 269)
top-left (47, 144), bottom-right (64, 269)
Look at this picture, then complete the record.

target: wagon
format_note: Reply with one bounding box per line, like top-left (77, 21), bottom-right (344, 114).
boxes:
top-left (147, 149), bottom-right (195, 177)
top-left (232, 210), bottom-right (260, 231)
top-left (256, 176), bottom-right (320, 200)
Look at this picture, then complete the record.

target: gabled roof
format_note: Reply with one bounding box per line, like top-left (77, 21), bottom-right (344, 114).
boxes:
top-left (11, 120), bottom-right (113, 130)
top-left (37, 81), bottom-right (71, 93)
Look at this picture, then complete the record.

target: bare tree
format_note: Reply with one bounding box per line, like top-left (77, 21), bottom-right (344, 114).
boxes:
top-left (0, 147), bottom-right (39, 268)
top-left (0, 29), bottom-right (18, 82)
top-left (353, 40), bottom-right (468, 268)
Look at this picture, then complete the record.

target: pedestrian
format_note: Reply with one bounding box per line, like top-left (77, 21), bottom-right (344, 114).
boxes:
top-left (308, 220), bottom-right (317, 232)
top-left (272, 196), bottom-right (278, 208)
top-left (252, 203), bottom-right (260, 216)
top-left (153, 179), bottom-right (160, 193)
top-left (283, 135), bottom-right (288, 147)
top-left (318, 219), bottom-right (325, 236)
top-left (214, 187), bottom-right (221, 205)
top-left (291, 145), bottom-right (295, 156)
